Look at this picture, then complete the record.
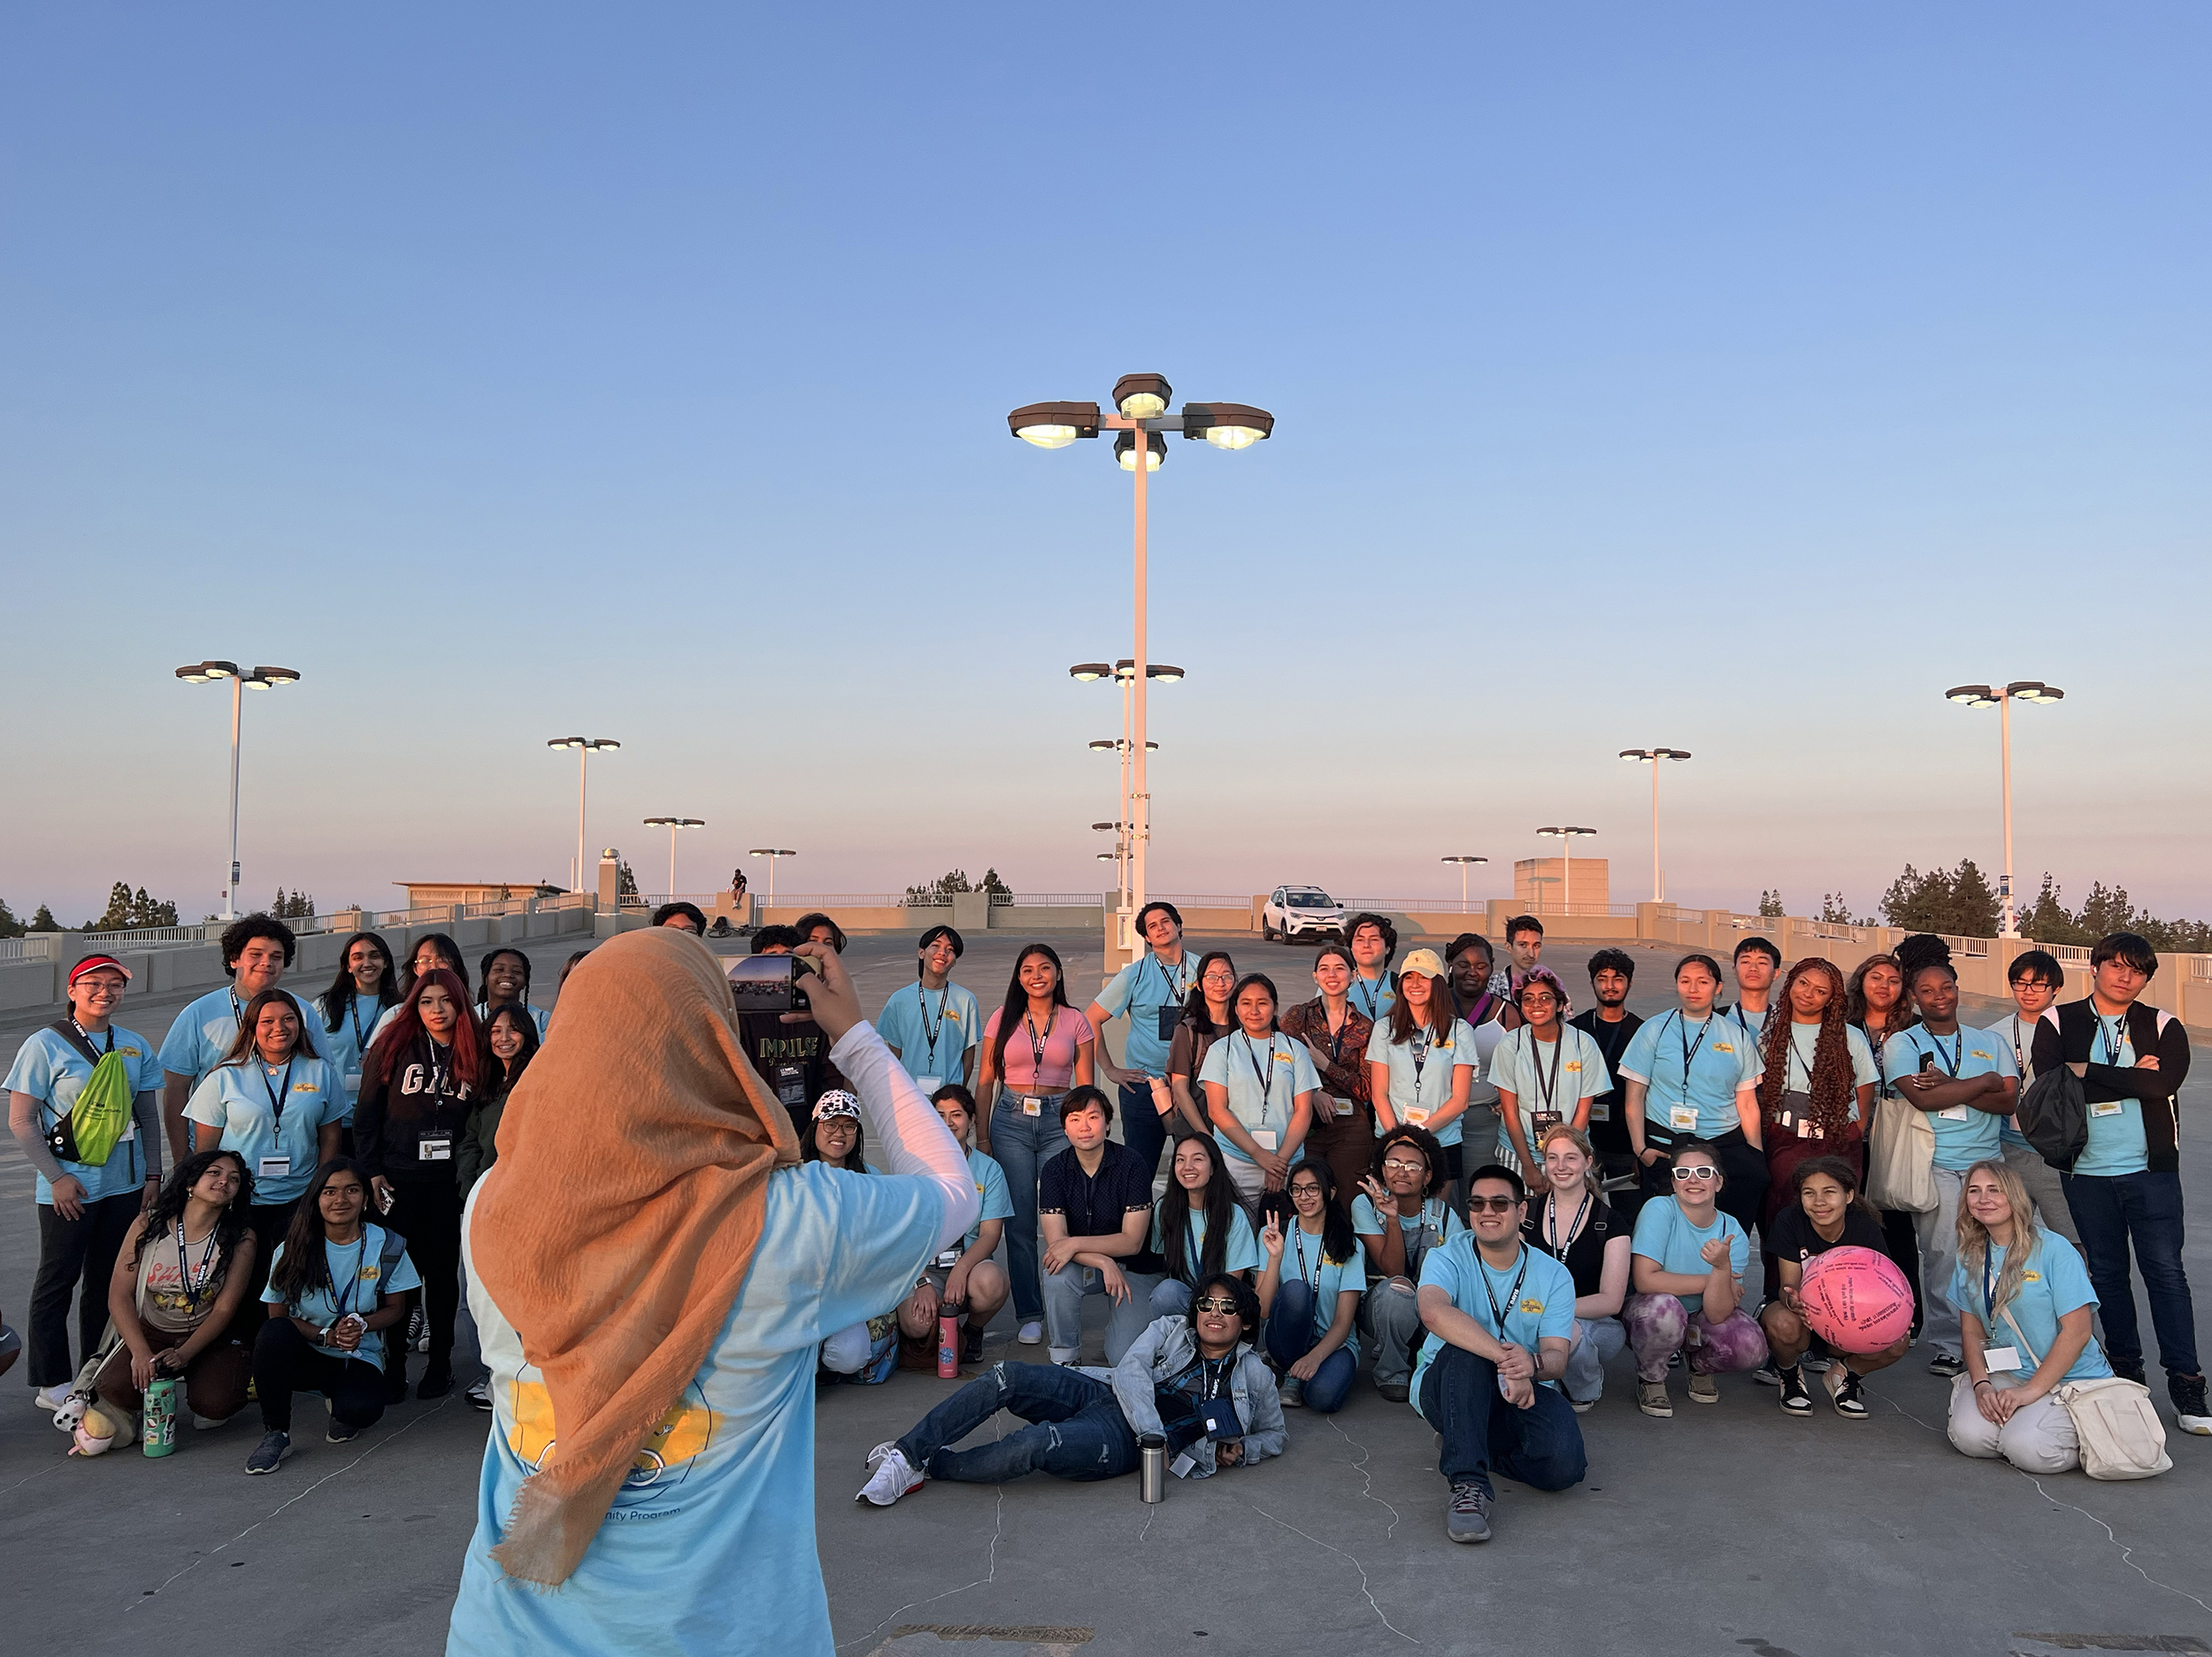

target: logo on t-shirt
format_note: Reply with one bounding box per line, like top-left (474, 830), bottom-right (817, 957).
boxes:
top-left (1713, 1042), bottom-right (1737, 1055)
top-left (2023, 1270), bottom-right (2042, 1283)
top-left (1519, 1298), bottom-right (1545, 1315)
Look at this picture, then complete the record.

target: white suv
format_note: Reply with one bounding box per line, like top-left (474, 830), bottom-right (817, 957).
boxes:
top-left (1262, 886), bottom-right (1347, 943)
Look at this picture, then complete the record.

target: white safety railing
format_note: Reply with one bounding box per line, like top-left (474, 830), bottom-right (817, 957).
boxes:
top-left (1004, 893), bottom-right (1099, 907)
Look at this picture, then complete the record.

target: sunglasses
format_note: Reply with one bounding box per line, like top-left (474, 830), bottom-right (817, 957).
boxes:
top-left (1468, 1194), bottom-right (1521, 1213)
top-left (1672, 1166), bottom-right (1719, 1181)
top-left (1193, 1296), bottom-right (1241, 1315)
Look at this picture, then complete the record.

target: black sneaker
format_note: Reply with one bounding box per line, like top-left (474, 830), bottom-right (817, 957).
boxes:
top-left (1446, 1481), bottom-right (1493, 1544)
top-left (1926, 1353), bottom-right (1964, 1379)
top-left (2169, 1372), bottom-right (2210, 1437)
top-left (1778, 1366), bottom-right (1812, 1416)
top-left (409, 1306), bottom-right (428, 1354)
top-left (2113, 1357), bottom-right (2148, 1386)
top-left (245, 1431), bottom-right (291, 1474)
top-left (418, 1368), bottom-right (454, 1400)
top-left (326, 1417), bottom-right (361, 1445)
top-left (1831, 1369), bottom-right (1870, 1420)
top-left (1753, 1362), bottom-right (1782, 1388)
top-left (961, 1326), bottom-right (984, 1366)
top-left (466, 1377), bottom-right (493, 1412)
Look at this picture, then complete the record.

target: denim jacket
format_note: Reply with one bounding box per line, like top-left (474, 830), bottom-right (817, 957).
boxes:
top-left (1102, 1314), bottom-right (1286, 1477)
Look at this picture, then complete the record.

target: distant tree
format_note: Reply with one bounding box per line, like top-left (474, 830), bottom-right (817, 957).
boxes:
top-left (1878, 859), bottom-right (2000, 937)
top-left (85, 883), bottom-right (180, 930)
top-left (1757, 890), bottom-right (1785, 918)
top-left (269, 888), bottom-right (316, 920)
top-left (28, 904), bottom-right (59, 932)
top-left (0, 898), bottom-right (23, 940)
top-left (1947, 860), bottom-right (2000, 938)
top-left (904, 868), bottom-right (1018, 906)
top-left (1817, 893), bottom-right (1873, 926)
top-left (617, 860), bottom-right (640, 901)
top-left (981, 867), bottom-right (1015, 906)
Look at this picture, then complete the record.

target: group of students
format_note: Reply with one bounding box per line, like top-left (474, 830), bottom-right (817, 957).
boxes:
top-left (4, 914), bottom-right (594, 1468)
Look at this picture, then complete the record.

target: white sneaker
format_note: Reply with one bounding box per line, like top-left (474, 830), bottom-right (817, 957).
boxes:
top-left (35, 1387), bottom-right (68, 1412)
top-left (1048, 1346), bottom-right (1079, 1366)
top-left (1017, 1321), bottom-right (1044, 1346)
top-left (856, 1444), bottom-right (922, 1507)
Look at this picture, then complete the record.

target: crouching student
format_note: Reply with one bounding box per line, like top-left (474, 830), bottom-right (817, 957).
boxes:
top-left (1256, 1162), bottom-right (1364, 1413)
top-left (248, 1159), bottom-right (420, 1473)
top-left (1351, 1124), bottom-right (1465, 1401)
top-left (1759, 1156), bottom-right (1908, 1419)
top-left (1412, 1164), bottom-right (1586, 1544)
top-left (1523, 1126), bottom-right (1630, 1411)
top-left (804, 1093), bottom-right (902, 1384)
top-left (1625, 1140), bottom-right (1768, 1417)
top-left (893, 1085), bottom-right (1013, 1368)
top-left (1039, 1087), bottom-right (1164, 1367)
top-left (856, 1274), bottom-right (1283, 1504)
top-left (1151, 1132), bottom-right (1264, 1318)
top-left (1947, 1160), bottom-right (2124, 1475)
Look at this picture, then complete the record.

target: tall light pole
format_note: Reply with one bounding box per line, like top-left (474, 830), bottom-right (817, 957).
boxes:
top-left (642, 817), bottom-right (706, 896)
top-left (1535, 826), bottom-right (1597, 913)
top-left (748, 848), bottom-right (795, 906)
top-left (1618, 748), bottom-right (1692, 901)
top-left (1071, 659), bottom-right (1183, 945)
top-left (1014, 376), bottom-right (1273, 963)
top-left (176, 661), bottom-right (301, 921)
top-left (1440, 855), bottom-right (1489, 909)
top-left (547, 738), bottom-right (619, 894)
top-left (1944, 680), bottom-right (2065, 937)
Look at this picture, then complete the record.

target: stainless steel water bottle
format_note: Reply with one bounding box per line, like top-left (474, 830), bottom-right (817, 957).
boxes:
top-left (1138, 1432), bottom-right (1166, 1502)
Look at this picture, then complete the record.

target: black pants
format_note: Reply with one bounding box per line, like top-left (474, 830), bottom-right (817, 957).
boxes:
top-left (30, 1193), bottom-right (140, 1388)
top-left (1880, 1208), bottom-right (1924, 1333)
top-left (382, 1176), bottom-right (463, 1381)
top-left (253, 1316), bottom-right (388, 1435)
top-left (226, 1200), bottom-right (300, 1344)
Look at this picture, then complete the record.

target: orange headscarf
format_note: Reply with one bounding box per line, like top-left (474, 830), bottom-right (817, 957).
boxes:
top-left (470, 925), bottom-right (800, 1584)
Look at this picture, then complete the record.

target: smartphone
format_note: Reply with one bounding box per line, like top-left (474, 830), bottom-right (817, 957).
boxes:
top-left (1918, 1054), bottom-right (1937, 1074)
top-left (727, 954), bottom-right (815, 1015)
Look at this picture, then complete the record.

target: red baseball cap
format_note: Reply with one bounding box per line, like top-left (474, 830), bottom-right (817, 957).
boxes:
top-left (68, 955), bottom-right (134, 987)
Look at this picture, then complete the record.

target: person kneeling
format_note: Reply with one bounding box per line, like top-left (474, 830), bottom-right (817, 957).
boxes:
top-left (1625, 1139), bottom-right (1768, 1417)
top-left (1759, 1156), bottom-right (1909, 1419)
top-left (1256, 1162), bottom-right (1364, 1413)
top-left (1413, 1164), bottom-right (1586, 1544)
top-left (893, 1086), bottom-right (1013, 1368)
top-left (856, 1274), bottom-right (1283, 1504)
top-left (247, 1159), bottom-right (419, 1473)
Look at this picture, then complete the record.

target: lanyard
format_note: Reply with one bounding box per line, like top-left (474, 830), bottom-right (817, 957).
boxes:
top-left (259, 1055), bottom-right (296, 1126)
top-left (1786, 1024), bottom-right (1816, 1093)
top-left (1983, 1248), bottom-right (2000, 1326)
top-left (1479, 1247), bottom-right (1532, 1342)
top-left (1547, 1190), bottom-right (1589, 1258)
top-left (71, 1020), bottom-right (115, 1057)
top-left (1865, 1023), bottom-right (1893, 1098)
top-left (1145, 952), bottom-right (1193, 1009)
top-left (1465, 989), bottom-right (1498, 1027)
top-left (2004, 1016), bottom-right (2025, 1075)
top-left (425, 1039), bottom-right (454, 1102)
top-left (2094, 1012), bottom-right (2127, 1066)
top-left (229, 991), bottom-right (246, 1032)
top-left (1025, 1009), bottom-right (1055, 1079)
top-left (1240, 1033), bottom-right (1279, 1123)
top-left (1403, 1200), bottom-right (1444, 1272)
top-left (327, 1235), bottom-right (367, 1321)
top-left (1292, 1221), bottom-right (1322, 1293)
top-left (1353, 976), bottom-right (1385, 1022)
top-left (917, 984), bottom-right (948, 1059)
top-left (1409, 1028), bottom-right (1439, 1097)
top-left (1523, 1027), bottom-right (1565, 1118)
top-left (1671, 1011), bottom-right (1713, 1093)
top-left (175, 1223), bottom-right (220, 1308)
top-left (349, 997), bottom-right (380, 1051)
top-left (1732, 1003), bottom-right (1761, 1039)
top-left (1919, 1027), bottom-right (1962, 1078)
top-left (1321, 1003), bottom-right (1352, 1069)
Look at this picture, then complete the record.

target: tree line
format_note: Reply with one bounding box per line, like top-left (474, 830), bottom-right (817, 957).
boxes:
top-left (1800, 860), bottom-right (2212, 953)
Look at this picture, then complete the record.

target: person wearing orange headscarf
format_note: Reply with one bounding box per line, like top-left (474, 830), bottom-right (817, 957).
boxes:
top-left (444, 930), bottom-right (978, 1656)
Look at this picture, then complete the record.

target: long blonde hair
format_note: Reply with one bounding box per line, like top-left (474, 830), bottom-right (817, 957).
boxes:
top-left (1954, 1159), bottom-right (2041, 1329)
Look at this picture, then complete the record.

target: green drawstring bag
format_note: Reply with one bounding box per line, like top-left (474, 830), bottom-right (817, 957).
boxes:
top-left (43, 1021), bottom-right (134, 1168)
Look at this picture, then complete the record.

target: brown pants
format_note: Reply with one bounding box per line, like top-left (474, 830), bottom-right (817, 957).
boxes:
top-left (96, 1325), bottom-right (252, 1423)
top-left (1304, 1101), bottom-right (1378, 1205)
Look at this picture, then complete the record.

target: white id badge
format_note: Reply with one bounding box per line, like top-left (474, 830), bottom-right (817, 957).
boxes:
top-left (934, 1248), bottom-right (961, 1269)
top-left (1022, 1096), bottom-right (1041, 1117)
top-left (2091, 1099), bottom-right (2124, 1118)
top-left (419, 1136), bottom-right (453, 1162)
top-left (1251, 1128), bottom-right (1279, 1152)
top-left (257, 1155), bottom-right (291, 1180)
top-left (1938, 1104), bottom-right (1970, 1122)
top-left (917, 1075), bottom-right (942, 1094)
top-left (1171, 1452), bottom-right (1198, 1478)
top-left (1402, 1109), bottom-right (1431, 1128)
top-left (1981, 1346), bottom-right (2022, 1374)
top-left (1331, 1095), bottom-right (1355, 1118)
top-left (1668, 1105), bottom-right (1698, 1132)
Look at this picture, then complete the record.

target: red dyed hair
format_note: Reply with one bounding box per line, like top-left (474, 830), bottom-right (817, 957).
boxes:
top-left (363, 966), bottom-right (484, 1091)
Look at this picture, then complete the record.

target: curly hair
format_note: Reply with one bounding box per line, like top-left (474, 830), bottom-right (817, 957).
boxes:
top-left (1758, 959), bottom-right (1857, 1140)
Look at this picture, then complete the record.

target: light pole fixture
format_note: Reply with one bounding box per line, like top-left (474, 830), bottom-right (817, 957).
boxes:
top-left (642, 816), bottom-right (707, 897)
top-left (1088, 739), bottom-right (1159, 752)
top-left (1943, 680), bottom-right (2065, 937)
top-left (177, 660), bottom-right (302, 920)
top-left (1440, 855), bottom-right (1489, 909)
top-left (1017, 372), bottom-right (1273, 959)
top-left (1071, 660), bottom-right (1184, 919)
top-left (1618, 748), bottom-right (1692, 902)
top-left (747, 848), bottom-right (795, 906)
top-left (548, 737), bottom-right (620, 894)
top-left (1535, 826), bottom-right (1598, 914)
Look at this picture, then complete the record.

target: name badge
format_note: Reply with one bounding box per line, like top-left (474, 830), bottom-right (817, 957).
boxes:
top-left (1981, 1346), bottom-right (2022, 1374)
top-left (1171, 1451), bottom-right (1198, 1478)
top-left (419, 1135), bottom-right (453, 1162)
top-left (1331, 1095), bottom-right (1355, 1118)
top-left (1156, 1005), bottom-right (1182, 1042)
top-left (916, 1075), bottom-right (942, 1094)
top-left (2090, 1099), bottom-right (2124, 1118)
top-left (1402, 1108), bottom-right (1431, 1128)
top-left (1938, 1104), bottom-right (1970, 1123)
top-left (258, 1155), bottom-right (291, 1179)
top-left (933, 1248), bottom-right (961, 1269)
top-left (1668, 1105), bottom-right (1698, 1132)
top-left (1022, 1096), bottom-right (1041, 1117)
top-left (1201, 1394), bottom-right (1244, 1441)
top-left (1251, 1128), bottom-right (1279, 1152)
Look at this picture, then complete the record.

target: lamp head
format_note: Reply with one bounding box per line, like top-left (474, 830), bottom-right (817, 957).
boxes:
top-left (1180, 402), bottom-right (1275, 450)
top-left (1946, 685), bottom-right (1999, 708)
top-left (1069, 663), bottom-right (1113, 681)
top-left (1112, 373), bottom-right (1172, 419)
top-left (1115, 430), bottom-right (1164, 472)
top-left (2008, 680), bottom-right (2064, 703)
top-left (1008, 401), bottom-right (1102, 449)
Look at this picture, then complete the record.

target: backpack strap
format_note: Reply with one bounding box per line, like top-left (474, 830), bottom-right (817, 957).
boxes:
top-left (47, 1018), bottom-right (107, 1068)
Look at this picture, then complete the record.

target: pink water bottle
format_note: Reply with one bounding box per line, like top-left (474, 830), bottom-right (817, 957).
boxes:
top-left (938, 1304), bottom-right (960, 1378)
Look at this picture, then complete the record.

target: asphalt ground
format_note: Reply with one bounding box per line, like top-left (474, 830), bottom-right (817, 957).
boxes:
top-left (4, 931), bottom-right (2209, 1657)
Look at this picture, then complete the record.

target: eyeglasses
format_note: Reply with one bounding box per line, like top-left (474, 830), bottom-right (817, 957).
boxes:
top-left (1468, 1194), bottom-right (1520, 1213)
top-left (1193, 1296), bottom-right (1240, 1315)
top-left (1671, 1166), bottom-right (1719, 1182)
top-left (1380, 1158), bottom-right (1427, 1174)
top-left (1288, 1184), bottom-right (1325, 1199)
top-left (1520, 993), bottom-right (1558, 1007)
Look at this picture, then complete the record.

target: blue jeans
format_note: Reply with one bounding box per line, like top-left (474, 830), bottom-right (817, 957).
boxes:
top-left (895, 1361), bottom-right (1139, 1484)
top-left (1418, 1343), bottom-right (1587, 1499)
top-left (1151, 1277), bottom-right (1194, 1318)
top-left (989, 1099), bottom-right (1068, 1322)
top-left (1043, 1262), bottom-right (1163, 1364)
top-left (1563, 1316), bottom-right (1626, 1404)
top-left (2062, 1170), bottom-right (2200, 1378)
top-left (1117, 1080), bottom-right (1170, 1185)
top-left (1263, 1279), bottom-right (1356, 1414)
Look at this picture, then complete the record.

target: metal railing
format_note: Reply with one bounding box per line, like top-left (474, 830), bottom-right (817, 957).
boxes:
top-left (1004, 893), bottom-right (1102, 907)
top-left (79, 924), bottom-right (212, 948)
top-left (371, 904), bottom-right (458, 928)
top-left (1149, 894), bottom-right (1258, 909)
top-left (756, 894), bottom-right (911, 909)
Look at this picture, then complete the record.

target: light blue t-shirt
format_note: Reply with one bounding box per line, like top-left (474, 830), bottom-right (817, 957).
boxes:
top-left (315, 993), bottom-right (393, 1103)
top-left (875, 982), bottom-right (982, 1088)
top-left (1949, 1232), bottom-right (2112, 1384)
top-left (1150, 1205), bottom-right (1265, 1280)
top-left (1881, 1024), bottom-right (2016, 1171)
top-left (3, 1024), bottom-right (163, 1204)
top-left (1487, 1024), bottom-right (1613, 1158)
top-left (1630, 1197), bottom-right (1749, 1313)
top-left (183, 1055), bottom-right (350, 1205)
top-left (1349, 1193), bottom-right (1467, 1281)
top-left (1987, 1013), bottom-right (2038, 1148)
top-left (1363, 1017), bottom-right (1480, 1147)
top-left (1197, 1031), bottom-right (1319, 1165)
top-left (261, 1224), bottom-right (423, 1365)
top-left (161, 985), bottom-right (323, 1086)
top-left (1410, 1236), bottom-right (1577, 1417)
top-left (448, 1161), bottom-right (945, 1657)
top-left (2072, 1011), bottom-right (2148, 1178)
top-left (1721, 1001), bottom-right (1770, 1046)
top-left (1276, 1221), bottom-right (1368, 1358)
top-left (1095, 951), bottom-right (1199, 1078)
top-left (1348, 972), bottom-right (1395, 1025)
top-left (1617, 1010), bottom-right (1761, 1139)
top-left (961, 1146), bottom-right (1014, 1251)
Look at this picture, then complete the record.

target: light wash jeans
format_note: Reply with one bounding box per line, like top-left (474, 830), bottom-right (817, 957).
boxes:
top-left (1042, 1262), bottom-right (1163, 1365)
top-left (1359, 1277), bottom-right (1425, 1392)
top-left (989, 1097), bottom-right (1068, 1323)
top-left (1564, 1316), bottom-right (1626, 1404)
top-left (1913, 1166), bottom-right (1967, 1361)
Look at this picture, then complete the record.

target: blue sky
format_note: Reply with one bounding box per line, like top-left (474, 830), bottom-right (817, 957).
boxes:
top-left (4, 5), bottom-right (2206, 925)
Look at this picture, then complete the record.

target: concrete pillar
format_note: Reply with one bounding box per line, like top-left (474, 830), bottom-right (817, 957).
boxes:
top-left (951, 890), bottom-right (991, 935)
top-left (598, 849), bottom-right (621, 914)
